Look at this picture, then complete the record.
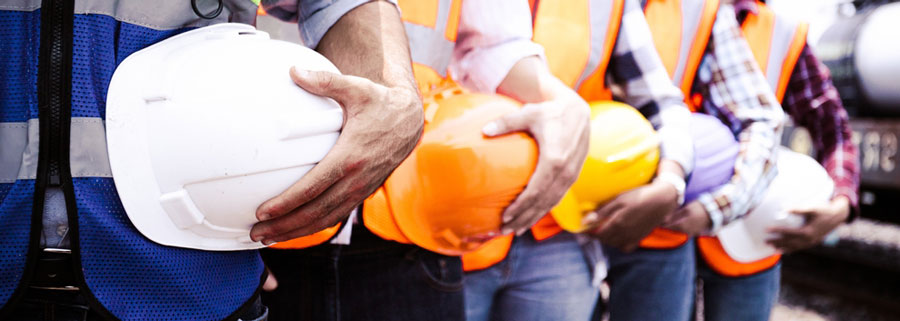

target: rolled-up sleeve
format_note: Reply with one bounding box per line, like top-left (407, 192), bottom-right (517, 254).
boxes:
top-left (449, 0), bottom-right (545, 93)
top-left (261, 0), bottom-right (398, 48)
top-left (693, 7), bottom-right (785, 232)
top-left (608, 0), bottom-right (694, 174)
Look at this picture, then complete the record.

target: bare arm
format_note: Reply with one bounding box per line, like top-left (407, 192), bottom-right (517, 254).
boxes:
top-left (487, 56), bottom-right (591, 235)
top-left (251, 1), bottom-right (424, 244)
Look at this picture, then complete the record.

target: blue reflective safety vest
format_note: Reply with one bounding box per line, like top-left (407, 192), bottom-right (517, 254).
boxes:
top-left (0, 1), bottom-right (264, 320)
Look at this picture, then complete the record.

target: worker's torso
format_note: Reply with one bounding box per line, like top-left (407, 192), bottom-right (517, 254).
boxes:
top-left (0, 1), bottom-right (263, 319)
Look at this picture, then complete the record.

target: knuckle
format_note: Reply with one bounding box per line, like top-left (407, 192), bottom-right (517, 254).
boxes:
top-left (316, 73), bottom-right (336, 91)
top-left (262, 201), bottom-right (285, 216)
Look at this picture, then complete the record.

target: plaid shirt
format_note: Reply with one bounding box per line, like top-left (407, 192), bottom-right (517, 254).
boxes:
top-left (608, 0), bottom-right (695, 174)
top-left (783, 47), bottom-right (860, 216)
top-left (691, 5), bottom-right (785, 231)
top-left (734, 0), bottom-right (861, 217)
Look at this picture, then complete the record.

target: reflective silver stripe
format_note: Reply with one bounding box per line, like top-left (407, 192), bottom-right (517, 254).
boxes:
top-left (69, 118), bottom-right (113, 178)
top-left (0, 117), bottom-right (112, 183)
top-left (72, 0), bottom-right (256, 30)
top-left (0, 122), bottom-right (28, 183)
top-left (764, 14), bottom-right (801, 95)
top-left (671, 0), bottom-right (709, 87)
top-left (574, 0), bottom-right (617, 88)
top-left (1, 0), bottom-right (256, 27)
top-left (0, 0), bottom-right (41, 12)
top-left (404, 0), bottom-right (455, 77)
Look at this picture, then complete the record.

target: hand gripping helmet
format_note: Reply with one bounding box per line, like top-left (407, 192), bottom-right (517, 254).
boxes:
top-left (551, 101), bottom-right (660, 232)
top-left (717, 147), bottom-right (834, 262)
top-left (381, 85), bottom-right (538, 256)
top-left (106, 24), bottom-right (343, 251)
top-left (684, 113), bottom-right (739, 203)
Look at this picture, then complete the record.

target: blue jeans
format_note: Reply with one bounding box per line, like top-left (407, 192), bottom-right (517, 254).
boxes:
top-left (600, 239), bottom-right (696, 321)
top-left (260, 225), bottom-right (464, 321)
top-left (465, 232), bottom-right (599, 321)
top-left (697, 259), bottom-right (781, 321)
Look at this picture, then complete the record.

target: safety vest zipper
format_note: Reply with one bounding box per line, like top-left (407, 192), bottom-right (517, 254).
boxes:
top-left (34, 0), bottom-right (76, 288)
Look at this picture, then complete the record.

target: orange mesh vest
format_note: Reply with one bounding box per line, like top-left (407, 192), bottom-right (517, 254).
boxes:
top-left (463, 0), bottom-right (626, 272)
top-left (360, 0), bottom-right (463, 245)
top-left (696, 1), bottom-right (808, 277)
top-left (272, 0), bottom-right (463, 249)
top-left (640, 0), bottom-right (720, 250)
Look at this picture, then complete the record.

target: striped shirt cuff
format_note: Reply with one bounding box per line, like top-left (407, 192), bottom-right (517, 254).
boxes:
top-left (698, 192), bottom-right (725, 233)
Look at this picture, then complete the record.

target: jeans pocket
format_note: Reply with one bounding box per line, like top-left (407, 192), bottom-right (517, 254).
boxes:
top-left (414, 249), bottom-right (464, 292)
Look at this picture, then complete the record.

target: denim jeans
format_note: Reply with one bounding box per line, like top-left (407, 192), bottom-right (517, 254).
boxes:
top-left (697, 259), bottom-right (781, 321)
top-left (599, 239), bottom-right (696, 321)
top-left (464, 232), bottom-right (598, 321)
top-left (260, 225), bottom-right (465, 321)
top-left (6, 288), bottom-right (267, 321)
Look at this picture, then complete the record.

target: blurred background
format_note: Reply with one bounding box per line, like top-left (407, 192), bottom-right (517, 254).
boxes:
top-left (765, 0), bottom-right (900, 320)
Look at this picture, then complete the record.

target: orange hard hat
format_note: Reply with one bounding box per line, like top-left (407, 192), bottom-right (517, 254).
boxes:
top-left (384, 85), bottom-right (538, 256)
top-left (551, 101), bottom-right (660, 232)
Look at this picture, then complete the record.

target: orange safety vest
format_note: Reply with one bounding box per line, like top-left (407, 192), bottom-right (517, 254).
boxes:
top-left (696, 1), bottom-right (808, 277)
top-left (641, 0), bottom-right (720, 249)
top-left (360, 0), bottom-right (464, 246)
top-left (271, 0), bottom-right (464, 249)
top-left (462, 0), bottom-right (626, 272)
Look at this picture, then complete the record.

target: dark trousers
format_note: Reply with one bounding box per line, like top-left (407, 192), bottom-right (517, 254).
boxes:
top-left (260, 225), bottom-right (465, 321)
top-left (7, 288), bottom-right (102, 321)
top-left (6, 250), bottom-right (268, 321)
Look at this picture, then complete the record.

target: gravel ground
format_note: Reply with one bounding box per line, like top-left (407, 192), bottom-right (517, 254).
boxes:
top-left (834, 218), bottom-right (900, 248)
top-left (774, 282), bottom-right (900, 321)
top-left (771, 218), bottom-right (900, 321)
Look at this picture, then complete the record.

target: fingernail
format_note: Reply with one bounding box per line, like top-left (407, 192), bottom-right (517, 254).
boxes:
top-left (502, 215), bottom-right (512, 224)
top-left (482, 122), bottom-right (499, 136)
top-left (262, 239), bottom-right (276, 246)
top-left (251, 234), bottom-right (264, 242)
top-left (258, 212), bottom-right (271, 221)
top-left (292, 67), bottom-right (309, 78)
top-left (500, 228), bottom-right (512, 235)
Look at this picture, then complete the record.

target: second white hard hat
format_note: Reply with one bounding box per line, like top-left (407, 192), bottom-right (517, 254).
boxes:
top-left (717, 147), bottom-right (834, 262)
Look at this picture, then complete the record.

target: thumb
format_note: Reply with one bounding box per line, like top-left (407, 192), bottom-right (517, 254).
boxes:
top-left (289, 67), bottom-right (374, 106)
top-left (482, 103), bottom-right (538, 137)
top-left (788, 207), bottom-right (818, 221)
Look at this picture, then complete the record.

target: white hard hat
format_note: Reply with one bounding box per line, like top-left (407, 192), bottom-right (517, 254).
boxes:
top-left (717, 147), bottom-right (834, 262)
top-left (106, 23), bottom-right (343, 251)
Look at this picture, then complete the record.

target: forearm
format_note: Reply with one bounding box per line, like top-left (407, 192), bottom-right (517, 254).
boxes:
top-left (698, 122), bottom-right (781, 228)
top-left (316, 1), bottom-right (417, 91)
top-left (496, 56), bottom-right (569, 103)
top-left (782, 46), bottom-right (860, 213)
top-left (695, 7), bottom-right (785, 231)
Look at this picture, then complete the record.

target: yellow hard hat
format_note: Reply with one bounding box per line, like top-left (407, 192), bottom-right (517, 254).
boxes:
top-left (551, 101), bottom-right (660, 232)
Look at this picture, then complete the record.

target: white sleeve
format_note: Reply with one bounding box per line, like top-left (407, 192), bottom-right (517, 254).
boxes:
top-left (449, 0), bottom-right (545, 93)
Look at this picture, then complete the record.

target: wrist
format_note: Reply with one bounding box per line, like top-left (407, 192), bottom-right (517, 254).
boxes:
top-left (697, 194), bottom-right (723, 233)
top-left (831, 196), bottom-right (851, 220)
